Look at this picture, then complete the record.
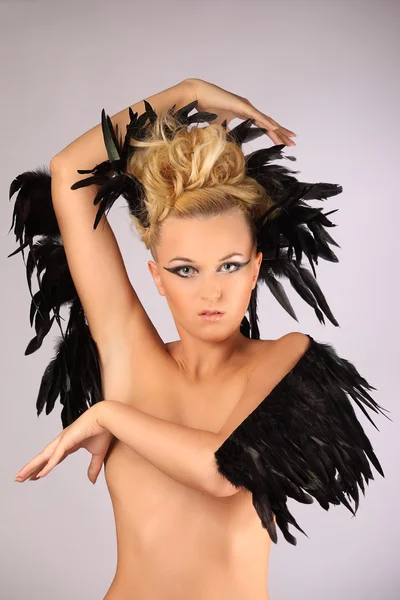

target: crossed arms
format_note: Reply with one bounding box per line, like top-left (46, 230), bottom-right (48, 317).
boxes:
top-left (98, 333), bottom-right (310, 499)
top-left (98, 400), bottom-right (239, 498)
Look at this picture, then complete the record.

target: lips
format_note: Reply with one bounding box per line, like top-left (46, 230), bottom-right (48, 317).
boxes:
top-left (199, 310), bottom-right (224, 315)
top-left (199, 312), bottom-right (225, 322)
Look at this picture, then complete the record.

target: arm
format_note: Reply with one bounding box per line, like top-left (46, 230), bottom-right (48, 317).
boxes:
top-left (47, 80), bottom-right (197, 356)
top-left (97, 400), bottom-right (239, 497)
top-left (96, 335), bottom-right (311, 498)
top-left (51, 79), bottom-right (196, 167)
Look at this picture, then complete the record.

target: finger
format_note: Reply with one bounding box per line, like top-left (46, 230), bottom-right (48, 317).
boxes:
top-left (36, 441), bottom-right (66, 478)
top-left (88, 454), bottom-right (104, 484)
top-left (16, 459), bottom-right (46, 482)
top-left (257, 124), bottom-right (294, 147)
top-left (28, 452), bottom-right (72, 482)
top-left (260, 125), bottom-right (296, 147)
top-left (262, 115), bottom-right (296, 137)
top-left (262, 123), bottom-right (296, 146)
top-left (273, 130), bottom-right (296, 147)
top-left (15, 438), bottom-right (60, 481)
top-left (17, 452), bottom-right (71, 483)
top-left (248, 109), bottom-right (297, 145)
top-left (271, 124), bottom-right (297, 145)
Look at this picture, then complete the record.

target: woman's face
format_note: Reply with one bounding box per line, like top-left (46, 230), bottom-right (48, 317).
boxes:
top-left (148, 211), bottom-right (262, 342)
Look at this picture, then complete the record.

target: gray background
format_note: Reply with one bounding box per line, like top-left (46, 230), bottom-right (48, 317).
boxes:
top-left (1, 0), bottom-right (399, 598)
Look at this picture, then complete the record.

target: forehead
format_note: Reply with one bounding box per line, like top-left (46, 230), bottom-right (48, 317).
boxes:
top-left (158, 213), bottom-right (252, 259)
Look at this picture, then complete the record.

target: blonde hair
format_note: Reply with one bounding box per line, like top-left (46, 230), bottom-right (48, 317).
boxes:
top-left (126, 108), bottom-right (278, 260)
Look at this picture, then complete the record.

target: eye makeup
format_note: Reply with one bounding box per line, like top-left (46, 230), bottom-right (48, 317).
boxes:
top-left (163, 259), bottom-right (251, 279)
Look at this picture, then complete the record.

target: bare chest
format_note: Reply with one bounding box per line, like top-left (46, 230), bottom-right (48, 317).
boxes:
top-left (102, 351), bottom-right (250, 506)
top-left (101, 345), bottom-right (252, 497)
top-left (137, 367), bottom-right (249, 431)
top-left (100, 343), bottom-right (272, 596)
top-left (102, 339), bottom-right (258, 431)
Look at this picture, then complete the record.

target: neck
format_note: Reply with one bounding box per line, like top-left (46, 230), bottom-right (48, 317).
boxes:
top-left (172, 327), bottom-right (248, 382)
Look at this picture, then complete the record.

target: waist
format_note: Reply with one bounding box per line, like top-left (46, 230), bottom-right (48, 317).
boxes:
top-left (106, 558), bottom-right (270, 600)
top-left (112, 494), bottom-right (271, 564)
top-left (107, 521), bottom-right (271, 600)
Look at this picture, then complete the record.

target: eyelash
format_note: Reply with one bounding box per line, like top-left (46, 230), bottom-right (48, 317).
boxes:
top-left (170, 261), bottom-right (247, 279)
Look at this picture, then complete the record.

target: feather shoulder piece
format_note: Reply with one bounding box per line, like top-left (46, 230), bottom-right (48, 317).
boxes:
top-left (214, 334), bottom-right (390, 546)
top-left (5, 101), bottom-right (355, 428)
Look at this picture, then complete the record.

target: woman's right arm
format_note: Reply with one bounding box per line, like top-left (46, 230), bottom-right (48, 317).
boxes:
top-left (49, 80), bottom-right (197, 366)
top-left (51, 79), bottom-right (195, 169)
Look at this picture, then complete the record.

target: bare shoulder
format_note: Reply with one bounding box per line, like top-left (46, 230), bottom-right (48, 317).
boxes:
top-left (252, 331), bottom-right (311, 362)
top-left (247, 332), bottom-right (311, 390)
top-left (217, 332), bottom-right (311, 443)
top-left (276, 331), bottom-right (311, 357)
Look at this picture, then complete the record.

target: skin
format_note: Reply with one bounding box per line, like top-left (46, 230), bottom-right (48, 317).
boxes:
top-left (147, 210), bottom-right (263, 381)
top-left (100, 210), bottom-right (275, 599)
top-left (14, 79), bottom-right (299, 599)
top-left (15, 210), bottom-right (299, 599)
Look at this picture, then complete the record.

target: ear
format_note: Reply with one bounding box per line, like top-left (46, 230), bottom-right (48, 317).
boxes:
top-left (252, 251), bottom-right (263, 290)
top-left (147, 260), bottom-right (166, 297)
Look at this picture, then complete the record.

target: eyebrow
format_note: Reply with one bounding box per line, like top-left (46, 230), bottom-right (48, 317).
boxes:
top-left (168, 252), bottom-right (245, 264)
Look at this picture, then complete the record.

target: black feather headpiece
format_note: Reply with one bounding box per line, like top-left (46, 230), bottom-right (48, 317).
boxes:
top-left (9, 103), bottom-right (391, 546)
top-left (8, 100), bottom-right (343, 427)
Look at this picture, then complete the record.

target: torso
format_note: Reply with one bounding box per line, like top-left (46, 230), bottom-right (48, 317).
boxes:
top-left (101, 336), bottom-right (275, 600)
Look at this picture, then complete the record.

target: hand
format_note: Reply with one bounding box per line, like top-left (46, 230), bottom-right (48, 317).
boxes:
top-left (15, 403), bottom-right (113, 485)
top-left (187, 78), bottom-right (296, 147)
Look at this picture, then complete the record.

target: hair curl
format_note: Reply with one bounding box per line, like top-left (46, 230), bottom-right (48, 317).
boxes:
top-left (126, 108), bottom-right (278, 260)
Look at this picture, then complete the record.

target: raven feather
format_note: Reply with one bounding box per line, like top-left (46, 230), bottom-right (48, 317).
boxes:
top-left (7, 102), bottom-right (390, 547)
top-left (214, 334), bottom-right (390, 545)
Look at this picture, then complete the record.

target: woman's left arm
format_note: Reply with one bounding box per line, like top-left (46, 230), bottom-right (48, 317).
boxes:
top-left (98, 401), bottom-right (236, 496)
top-left (15, 400), bottom-right (237, 497)
top-left (187, 77), bottom-right (297, 146)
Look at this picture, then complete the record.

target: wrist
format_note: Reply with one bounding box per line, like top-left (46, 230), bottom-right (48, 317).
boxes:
top-left (94, 400), bottom-right (115, 430)
top-left (181, 78), bottom-right (199, 105)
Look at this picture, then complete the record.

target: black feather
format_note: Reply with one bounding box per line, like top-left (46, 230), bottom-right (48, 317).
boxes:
top-left (6, 94), bottom-right (383, 493)
top-left (214, 335), bottom-right (390, 545)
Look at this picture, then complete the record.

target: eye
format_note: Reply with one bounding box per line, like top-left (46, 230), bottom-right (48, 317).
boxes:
top-left (220, 262), bottom-right (242, 273)
top-left (168, 261), bottom-right (247, 279)
top-left (175, 265), bottom-right (197, 278)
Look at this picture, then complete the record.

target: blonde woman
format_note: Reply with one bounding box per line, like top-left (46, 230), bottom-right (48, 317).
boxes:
top-left (12, 78), bottom-right (387, 599)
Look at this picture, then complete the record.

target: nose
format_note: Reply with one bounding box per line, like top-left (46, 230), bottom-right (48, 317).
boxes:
top-left (201, 286), bottom-right (221, 302)
top-left (200, 272), bottom-right (222, 302)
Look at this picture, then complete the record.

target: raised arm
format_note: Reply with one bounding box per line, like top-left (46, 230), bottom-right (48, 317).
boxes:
top-left (48, 80), bottom-right (197, 363)
top-left (51, 80), bottom-right (195, 168)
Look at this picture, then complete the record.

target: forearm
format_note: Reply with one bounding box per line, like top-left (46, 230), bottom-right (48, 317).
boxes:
top-left (97, 400), bottom-right (237, 497)
top-left (51, 79), bottom-right (197, 170)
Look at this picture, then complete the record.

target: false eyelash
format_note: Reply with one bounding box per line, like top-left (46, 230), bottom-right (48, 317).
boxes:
top-left (168, 261), bottom-right (248, 279)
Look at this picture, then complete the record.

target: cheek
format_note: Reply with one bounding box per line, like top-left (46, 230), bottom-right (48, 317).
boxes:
top-left (162, 277), bottom-right (197, 311)
top-left (229, 274), bottom-right (254, 310)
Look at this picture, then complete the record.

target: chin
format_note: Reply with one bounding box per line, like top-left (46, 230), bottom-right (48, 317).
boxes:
top-left (196, 321), bottom-right (242, 342)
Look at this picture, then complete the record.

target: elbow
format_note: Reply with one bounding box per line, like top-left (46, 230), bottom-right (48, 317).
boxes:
top-left (50, 154), bottom-right (72, 174)
top-left (50, 153), bottom-right (76, 174)
top-left (214, 479), bottom-right (242, 498)
top-left (49, 154), bottom-right (68, 175)
top-left (205, 434), bottom-right (242, 497)
top-left (207, 469), bottom-right (241, 498)
top-left (207, 440), bottom-right (241, 498)
top-left (49, 154), bottom-right (62, 170)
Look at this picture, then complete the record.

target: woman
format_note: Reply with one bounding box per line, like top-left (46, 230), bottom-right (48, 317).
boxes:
top-left (11, 79), bottom-right (388, 599)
